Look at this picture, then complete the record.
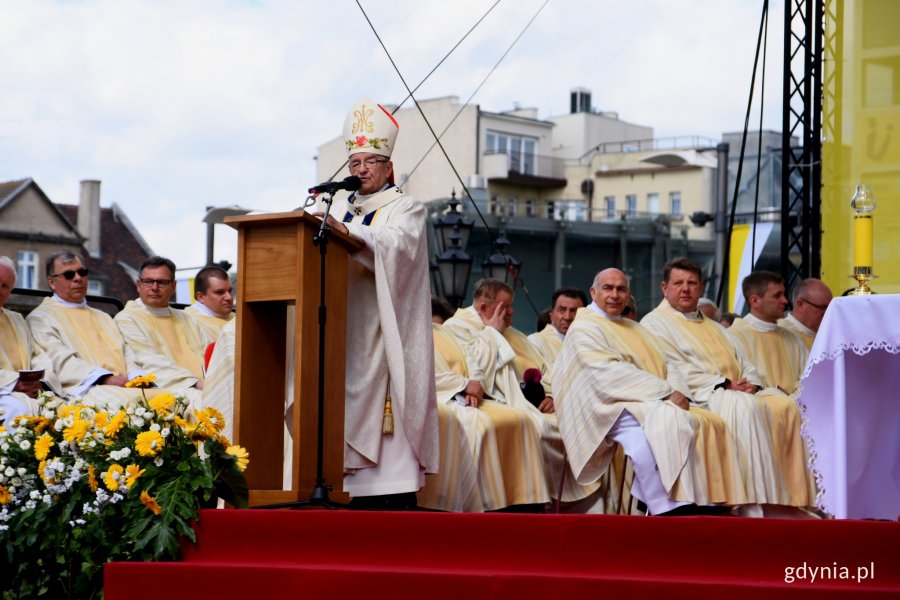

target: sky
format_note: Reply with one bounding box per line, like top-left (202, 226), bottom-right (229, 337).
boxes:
top-left (0, 0), bottom-right (785, 274)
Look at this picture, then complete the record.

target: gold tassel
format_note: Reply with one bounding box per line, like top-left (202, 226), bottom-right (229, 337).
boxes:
top-left (382, 394), bottom-right (394, 435)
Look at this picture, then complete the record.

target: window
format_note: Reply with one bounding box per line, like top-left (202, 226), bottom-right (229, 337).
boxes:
top-left (546, 201), bottom-right (555, 219)
top-left (604, 196), bottom-right (616, 219)
top-left (485, 130), bottom-right (538, 175)
top-left (87, 280), bottom-right (104, 296)
top-left (17, 250), bottom-right (38, 289)
top-left (507, 197), bottom-right (518, 218)
top-left (525, 198), bottom-right (535, 217)
top-left (670, 191), bottom-right (682, 216)
top-left (626, 194), bottom-right (637, 217)
top-left (489, 195), bottom-right (499, 215)
top-left (647, 193), bottom-right (659, 215)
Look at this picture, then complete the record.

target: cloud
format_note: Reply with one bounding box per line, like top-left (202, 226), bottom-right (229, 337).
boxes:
top-left (0, 0), bottom-right (786, 272)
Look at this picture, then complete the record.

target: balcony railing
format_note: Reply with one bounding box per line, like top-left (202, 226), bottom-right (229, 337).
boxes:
top-left (579, 136), bottom-right (720, 163)
top-left (483, 151), bottom-right (567, 180)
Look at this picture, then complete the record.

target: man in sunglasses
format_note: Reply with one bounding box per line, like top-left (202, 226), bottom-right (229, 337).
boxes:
top-left (114, 256), bottom-right (213, 411)
top-left (27, 250), bottom-right (158, 410)
top-left (778, 278), bottom-right (833, 351)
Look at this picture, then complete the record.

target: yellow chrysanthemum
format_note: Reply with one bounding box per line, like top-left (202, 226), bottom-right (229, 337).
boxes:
top-left (135, 430), bottom-right (165, 457)
top-left (88, 464), bottom-right (98, 492)
top-left (31, 416), bottom-right (52, 434)
top-left (140, 490), bottom-right (162, 515)
top-left (57, 405), bottom-right (77, 419)
top-left (0, 485), bottom-right (10, 504)
top-left (103, 410), bottom-right (127, 438)
top-left (192, 409), bottom-right (218, 437)
top-left (63, 419), bottom-right (91, 443)
top-left (225, 445), bottom-right (249, 472)
top-left (173, 415), bottom-right (189, 429)
top-left (103, 464), bottom-right (124, 491)
top-left (215, 434), bottom-right (232, 447)
top-left (34, 433), bottom-right (54, 461)
top-left (148, 392), bottom-right (176, 414)
top-left (125, 464), bottom-right (145, 488)
top-left (125, 373), bottom-right (157, 388)
top-left (93, 411), bottom-right (109, 428)
top-left (38, 459), bottom-right (51, 483)
top-left (204, 407), bottom-right (226, 432)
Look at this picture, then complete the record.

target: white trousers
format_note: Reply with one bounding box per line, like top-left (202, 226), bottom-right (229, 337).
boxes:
top-left (607, 411), bottom-right (690, 515)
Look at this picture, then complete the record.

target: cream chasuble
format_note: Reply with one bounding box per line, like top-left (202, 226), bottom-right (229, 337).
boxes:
top-left (728, 314), bottom-right (809, 395)
top-left (552, 308), bottom-right (744, 505)
top-left (27, 297), bottom-right (158, 410)
top-left (444, 306), bottom-right (599, 503)
top-left (202, 320), bottom-right (236, 441)
top-left (642, 300), bottom-right (812, 506)
top-left (0, 308), bottom-right (64, 417)
top-left (527, 325), bottom-right (563, 372)
top-left (421, 323), bottom-right (549, 511)
top-left (314, 185), bottom-right (439, 495)
top-left (115, 300), bottom-right (209, 400)
top-left (778, 313), bottom-right (817, 351)
top-left (184, 303), bottom-right (233, 342)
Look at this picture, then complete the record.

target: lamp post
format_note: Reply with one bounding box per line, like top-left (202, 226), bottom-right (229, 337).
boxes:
top-left (433, 192), bottom-right (474, 307)
top-left (481, 234), bottom-right (522, 287)
top-left (203, 205), bottom-right (253, 266)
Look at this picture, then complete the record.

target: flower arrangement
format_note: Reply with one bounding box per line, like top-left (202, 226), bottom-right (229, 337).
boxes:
top-left (0, 379), bottom-right (249, 599)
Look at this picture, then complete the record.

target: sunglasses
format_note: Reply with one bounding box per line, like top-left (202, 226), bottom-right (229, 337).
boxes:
top-left (50, 268), bottom-right (89, 280)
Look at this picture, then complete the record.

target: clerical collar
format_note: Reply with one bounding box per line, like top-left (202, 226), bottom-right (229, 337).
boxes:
top-left (138, 299), bottom-right (172, 317)
top-left (744, 312), bottom-right (777, 332)
top-left (51, 294), bottom-right (87, 308)
top-left (669, 302), bottom-right (704, 322)
top-left (348, 183), bottom-right (392, 205)
top-left (191, 301), bottom-right (219, 318)
top-left (588, 301), bottom-right (623, 321)
top-left (785, 313), bottom-right (815, 336)
top-left (549, 324), bottom-right (564, 340)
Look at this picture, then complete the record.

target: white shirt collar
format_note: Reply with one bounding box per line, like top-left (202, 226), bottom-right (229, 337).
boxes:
top-left (51, 294), bottom-right (87, 308)
top-left (744, 312), bottom-right (777, 332)
top-left (191, 301), bottom-right (219, 318)
top-left (588, 301), bottom-right (623, 321)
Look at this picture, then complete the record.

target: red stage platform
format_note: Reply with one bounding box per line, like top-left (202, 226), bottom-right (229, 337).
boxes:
top-left (105, 510), bottom-right (899, 599)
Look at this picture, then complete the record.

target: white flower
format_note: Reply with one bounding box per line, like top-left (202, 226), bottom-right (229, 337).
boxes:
top-left (150, 423), bottom-right (161, 432)
top-left (24, 500), bottom-right (36, 510)
top-left (41, 409), bottom-right (55, 419)
top-left (4, 467), bottom-right (14, 477)
top-left (10, 477), bottom-right (22, 487)
top-left (0, 444), bottom-right (8, 452)
top-left (161, 428), bottom-right (170, 438)
top-left (29, 490), bottom-right (42, 500)
top-left (153, 457), bottom-right (164, 467)
top-left (87, 440), bottom-right (97, 448)
top-left (54, 421), bottom-right (64, 432)
top-left (16, 467), bottom-right (26, 477)
top-left (132, 417), bottom-right (146, 428)
top-left (135, 407), bottom-right (147, 417)
top-left (18, 440), bottom-right (30, 451)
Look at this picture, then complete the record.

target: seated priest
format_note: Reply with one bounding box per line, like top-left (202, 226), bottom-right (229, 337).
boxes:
top-left (0, 256), bottom-right (64, 423)
top-left (27, 251), bottom-right (162, 410)
top-left (778, 278), bottom-right (833, 350)
top-left (444, 278), bottom-right (602, 509)
top-left (527, 286), bottom-right (587, 370)
top-left (641, 257), bottom-right (815, 511)
top-left (553, 268), bottom-right (745, 515)
top-left (421, 297), bottom-right (548, 512)
top-left (114, 256), bottom-right (213, 410)
top-left (184, 265), bottom-right (235, 340)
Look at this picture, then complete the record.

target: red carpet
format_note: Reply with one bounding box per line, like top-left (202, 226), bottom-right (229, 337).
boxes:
top-left (105, 510), bottom-right (899, 599)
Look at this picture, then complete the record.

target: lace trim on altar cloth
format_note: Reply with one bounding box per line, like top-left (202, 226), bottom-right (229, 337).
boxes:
top-left (796, 339), bottom-right (900, 515)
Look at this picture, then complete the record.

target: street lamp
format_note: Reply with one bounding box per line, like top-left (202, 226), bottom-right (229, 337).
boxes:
top-left (433, 192), bottom-right (474, 307)
top-left (203, 205), bottom-right (253, 266)
top-left (481, 234), bottom-right (522, 287)
top-left (432, 191), bottom-right (473, 253)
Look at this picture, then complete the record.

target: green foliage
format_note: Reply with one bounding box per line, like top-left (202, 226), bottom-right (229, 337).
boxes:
top-left (0, 390), bottom-right (249, 599)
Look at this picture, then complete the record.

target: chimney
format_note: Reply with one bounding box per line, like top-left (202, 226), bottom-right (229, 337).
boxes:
top-left (78, 180), bottom-right (102, 258)
top-left (570, 87), bottom-right (592, 114)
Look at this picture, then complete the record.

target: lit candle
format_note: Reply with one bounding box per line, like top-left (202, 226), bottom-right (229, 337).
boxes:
top-left (850, 184), bottom-right (876, 272)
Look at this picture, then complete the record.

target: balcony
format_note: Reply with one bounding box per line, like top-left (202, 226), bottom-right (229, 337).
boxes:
top-left (482, 151), bottom-right (567, 189)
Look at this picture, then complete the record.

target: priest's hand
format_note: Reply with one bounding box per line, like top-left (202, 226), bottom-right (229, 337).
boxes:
top-left (665, 391), bottom-right (690, 410)
top-left (194, 380), bottom-right (204, 391)
top-left (484, 302), bottom-right (508, 332)
top-left (538, 396), bottom-right (555, 414)
top-left (311, 212), bottom-right (349, 236)
top-left (728, 378), bottom-right (760, 394)
top-left (99, 374), bottom-right (128, 387)
top-left (13, 378), bottom-right (42, 399)
top-left (463, 380), bottom-right (484, 407)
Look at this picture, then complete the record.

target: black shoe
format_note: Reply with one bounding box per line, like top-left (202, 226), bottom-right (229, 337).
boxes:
top-left (349, 492), bottom-right (418, 511)
top-left (657, 504), bottom-right (732, 517)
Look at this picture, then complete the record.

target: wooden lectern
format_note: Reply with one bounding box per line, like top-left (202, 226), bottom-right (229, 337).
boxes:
top-left (225, 211), bottom-right (362, 506)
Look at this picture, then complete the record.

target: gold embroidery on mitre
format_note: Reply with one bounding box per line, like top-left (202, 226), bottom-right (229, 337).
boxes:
top-left (352, 105), bottom-right (375, 134)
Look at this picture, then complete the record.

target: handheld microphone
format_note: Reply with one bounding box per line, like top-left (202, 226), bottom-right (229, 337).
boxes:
top-left (308, 175), bottom-right (362, 195)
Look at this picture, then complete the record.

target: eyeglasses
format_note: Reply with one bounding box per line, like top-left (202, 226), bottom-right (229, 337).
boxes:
top-left (800, 297), bottom-right (829, 311)
top-left (50, 268), bottom-right (89, 280)
top-left (139, 278), bottom-right (173, 288)
top-left (348, 157), bottom-right (388, 172)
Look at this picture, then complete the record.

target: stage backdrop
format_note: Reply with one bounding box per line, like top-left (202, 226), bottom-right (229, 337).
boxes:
top-left (822, 0), bottom-right (900, 295)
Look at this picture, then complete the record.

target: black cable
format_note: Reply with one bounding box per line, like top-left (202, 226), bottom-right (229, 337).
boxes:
top-left (751, 7), bottom-right (769, 266)
top-left (717, 0), bottom-right (769, 309)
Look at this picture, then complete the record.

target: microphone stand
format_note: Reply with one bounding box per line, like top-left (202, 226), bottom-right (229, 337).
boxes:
top-left (256, 190), bottom-right (347, 510)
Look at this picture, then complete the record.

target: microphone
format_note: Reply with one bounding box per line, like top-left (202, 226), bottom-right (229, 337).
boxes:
top-left (308, 175), bottom-right (362, 195)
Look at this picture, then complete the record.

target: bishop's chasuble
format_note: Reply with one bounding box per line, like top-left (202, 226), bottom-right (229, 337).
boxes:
top-left (642, 300), bottom-right (813, 507)
top-left (318, 185), bottom-right (439, 496)
top-left (527, 325), bottom-right (563, 371)
top-left (1, 307), bottom-right (63, 418)
top-left (552, 308), bottom-right (745, 506)
top-left (185, 303), bottom-right (233, 343)
top-left (444, 306), bottom-right (600, 503)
